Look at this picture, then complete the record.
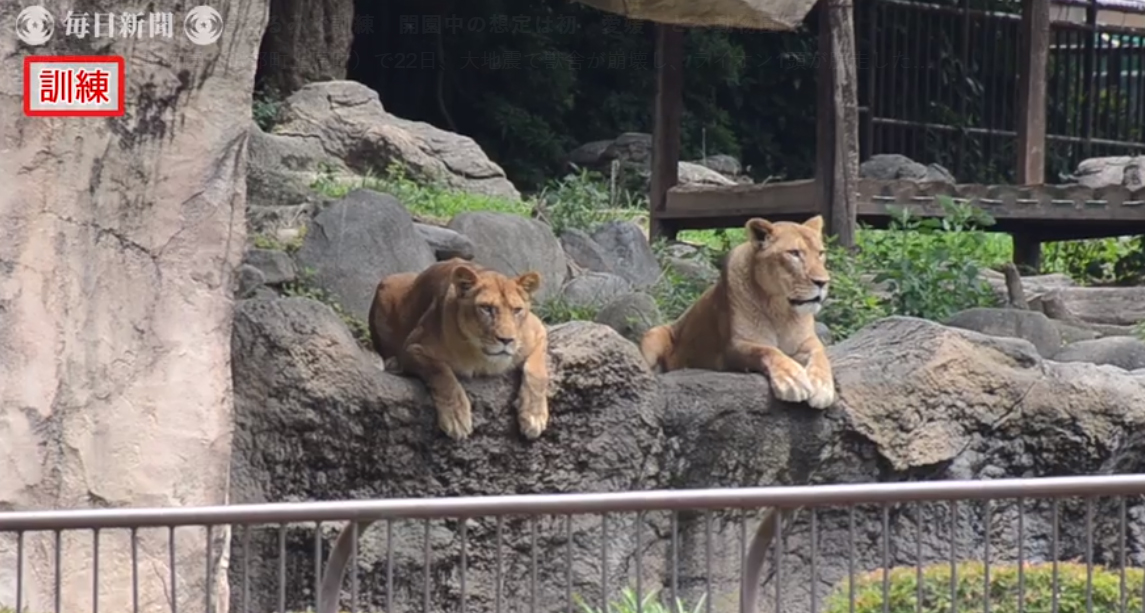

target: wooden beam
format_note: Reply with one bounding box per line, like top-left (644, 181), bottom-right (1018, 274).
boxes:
top-left (1014, 0), bottom-right (1050, 270)
top-left (828, 0), bottom-right (859, 247)
top-left (648, 24), bottom-right (685, 242)
top-left (664, 179), bottom-right (820, 218)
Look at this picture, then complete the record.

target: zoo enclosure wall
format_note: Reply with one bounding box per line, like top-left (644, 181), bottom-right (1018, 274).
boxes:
top-left (2, 475), bottom-right (1145, 613)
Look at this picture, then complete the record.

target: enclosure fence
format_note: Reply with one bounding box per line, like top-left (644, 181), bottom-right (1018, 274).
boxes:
top-left (3, 475), bottom-right (1145, 613)
top-left (859, 0), bottom-right (1145, 184)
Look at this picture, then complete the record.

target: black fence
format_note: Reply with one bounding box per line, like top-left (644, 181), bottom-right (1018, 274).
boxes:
top-left (857, 0), bottom-right (1145, 185)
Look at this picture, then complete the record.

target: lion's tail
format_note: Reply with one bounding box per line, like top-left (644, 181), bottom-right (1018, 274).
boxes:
top-left (317, 520), bottom-right (376, 613)
top-left (639, 325), bottom-right (673, 373)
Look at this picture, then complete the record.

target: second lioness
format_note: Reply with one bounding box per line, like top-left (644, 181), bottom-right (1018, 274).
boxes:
top-left (368, 258), bottom-right (551, 441)
top-left (640, 214), bottom-right (836, 409)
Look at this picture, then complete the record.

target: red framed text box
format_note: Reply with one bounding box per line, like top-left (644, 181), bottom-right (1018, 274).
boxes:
top-left (23, 55), bottom-right (125, 117)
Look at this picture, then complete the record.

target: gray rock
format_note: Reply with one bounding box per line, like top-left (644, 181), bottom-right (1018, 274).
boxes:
top-left (295, 189), bottom-right (436, 320)
top-left (448, 211), bottom-right (567, 302)
top-left (560, 272), bottom-right (633, 308)
top-left (664, 256), bottom-right (718, 286)
top-left (1072, 155), bottom-right (1145, 189)
top-left (414, 222), bottom-right (475, 261)
top-left (1053, 337), bottom-right (1145, 371)
top-left (815, 321), bottom-right (834, 346)
top-left (560, 228), bottom-right (613, 273)
top-left (243, 248), bottom-right (297, 285)
top-left (593, 291), bottom-right (662, 342)
top-left (860, 153), bottom-right (956, 184)
top-left (566, 139), bottom-right (614, 168)
top-left (236, 265), bottom-right (266, 299)
top-left (694, 154), bottom-right (742, 176)
top-left (943, 307), bottom-right (1063, 358)
top-left (590, 221), bottom-right (662, 289)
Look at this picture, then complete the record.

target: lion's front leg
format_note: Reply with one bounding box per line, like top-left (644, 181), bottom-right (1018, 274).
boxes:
top-left (728, 340), bottom-right (813, 404)
top-left (515, 335), bottom-right (550, 440)
top-left (799, 336), bottom-right (836, 409)
top-left (403, 343), bottom-right (474, 440)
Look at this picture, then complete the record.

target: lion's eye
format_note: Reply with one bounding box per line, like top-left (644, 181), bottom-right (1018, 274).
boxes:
top-left (787, 249), bottom-right (802, 258)
top-left (513, 307), bottom-right (524, 316)
top-left (480, 305), bottom-right (496, 316)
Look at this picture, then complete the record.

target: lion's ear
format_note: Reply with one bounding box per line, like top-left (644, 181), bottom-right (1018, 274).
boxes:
top-left (452, 265), bottom-right (478, 294)
top-left (516, 271), bottom-right (542, 295)
top-left (745, 218), bottom-right (775, 244)
top-left (803, 215), bottom-right (825, 234)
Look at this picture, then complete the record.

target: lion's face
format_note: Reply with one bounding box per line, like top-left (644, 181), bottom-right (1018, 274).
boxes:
top-left (745, 215), bottom-right (830, 315)
top-left (451, 265), bottom-right (542, 360)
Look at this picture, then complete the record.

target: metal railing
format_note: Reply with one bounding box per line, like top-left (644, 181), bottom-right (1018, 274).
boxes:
top-left (3, 474), bottom-right (1145, 613)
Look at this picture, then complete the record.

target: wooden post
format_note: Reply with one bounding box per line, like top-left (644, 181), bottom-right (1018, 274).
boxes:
top-left (649, 24), bottom-right (685, 242)
top-left (816, 0), bottom-right (858, 248)
top-left (1013, 0), bottom-right (1050, 270)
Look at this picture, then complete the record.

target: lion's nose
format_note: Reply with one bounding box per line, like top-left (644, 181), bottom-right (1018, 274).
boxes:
top-left (812, 278), bottom-right (828, 288)
top-left (496, 336), bottom-right (515, 346)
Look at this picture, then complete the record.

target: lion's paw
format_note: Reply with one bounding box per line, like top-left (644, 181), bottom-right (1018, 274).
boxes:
top-left (436, 392), bottom-right (474, 441)
top-left (805, 372), bottom-right (836, 409)
top-left (767, 363), bottom-right (814, 404)
top-left (516, 395), bottom-right (549, 440)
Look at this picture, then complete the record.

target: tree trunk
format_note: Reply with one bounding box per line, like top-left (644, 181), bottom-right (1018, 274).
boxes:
top-left (0, 2), bottom-right (267, 613)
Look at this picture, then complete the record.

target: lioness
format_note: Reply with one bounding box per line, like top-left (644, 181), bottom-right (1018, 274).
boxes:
top-left (368, 258), bottom-right (551, 441)
top-left (639, 214), bottom-right (836, 409)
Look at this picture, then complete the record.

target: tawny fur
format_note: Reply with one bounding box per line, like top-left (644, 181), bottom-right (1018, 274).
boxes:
top-left (367, 257), bottom-right (551, 441)
top-left (639, 214), bottom-right (836, 409)
top-left (320, 260), bottom-right (551, 613)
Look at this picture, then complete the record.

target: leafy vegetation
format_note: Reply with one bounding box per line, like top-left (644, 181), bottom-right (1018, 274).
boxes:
top-left (281, 267), bottom-right (371, 347)
top-left (574, 587), bottom-right (707, 613)
top-left (824, 561), bottom-right (1145, 613)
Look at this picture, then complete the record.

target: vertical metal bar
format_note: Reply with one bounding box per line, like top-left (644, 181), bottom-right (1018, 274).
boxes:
top-left (497, 515), bottom-right (504, 613)
top-left (242, 525), bottom-right (250, 613)
top-left (916, 504), bottom-right (923, 613)
top-left (386, 520), bottom-right (394, 613)
top-left (950, 500), bottom-right (958, 613)
top-left (1086, 497), bottom-right (1094, 613)
top-left (984, 501), bottom-right (992, 613)
top-left (205, 525), bottom-right (213, 613)
top-left (131, 527), bottom-right (139, 613)
top-left (775, 509), bottom-right (784, 613)
top-left (277, 525), bottom-right (286, 613)
top-left (881, 504), bottom-right (889, 613)
top-left (1083, 0), bottom-right (1097, 157)
top-left (810, 509), bottom-right (818, 613)
top-left (868, 0), bottom-right (880, 156)
top-left (531, 517), bottom-right (538, 613)
top-left (602, 513), bottom-right (609, 612)
top-left (92, 529), bottom-right (100, 613)
top-left (16, 531), bottom-right (23, 613)
top-left (889, 1), bottom-right (900, 155)
top-left (739, 509), bottom-right (747, 612)
top-left (671, 512), bottom-right (679, 613)
top-left (53, 530), bottom-right (61, 613)
top-left (314, 523), bottom-right (323, 612)
top-left (1018, 498), bottom-right (1025, 613)
top-left (1052, 499), bottom-right (1060, 613)
top-left (168, 528), bottom-right (176, 613)
top-left (848, 507), bottom-right (856, 613)
top-left (460, 517), bottom-right (468, 613)
top-left (958, 0), bottom-right (971, 179)
top-left (350, 522), bottom-right (358, 613)
top-left (1121, 497), bottom-right (1128, 613)
top-left (563, 515), bottom-right (570, 613)
top-left (423, 520), bottom-right (431, 613)
top-left (704, 512), bottom-right (712, 613)
top-left (636, 511), bottom-right (644, 613)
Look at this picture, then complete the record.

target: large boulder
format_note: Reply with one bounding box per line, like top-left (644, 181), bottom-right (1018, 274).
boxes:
top-left (0, 2), bottom-right (268, 613)
top-left (269, 81), bottom-right (520, 200)
top-left (447, 212), bottom-right (568, 302)
top-left (229, 303), bottom-right (1145, 613)
top-left (943, 307), bottom-right (1062, 357)
top-left (1071, 155), bottom-right (1145, 189)
top-left (294, 189), bottom-right (436, 320)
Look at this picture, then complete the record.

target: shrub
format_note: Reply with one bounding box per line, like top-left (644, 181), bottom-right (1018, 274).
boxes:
top-left (856, 198), bottom-right (1003, 323)
top-left (824, 561), bottom-right (1145, 613)
top-left (536, 168), bottom-right (644, 235)
top-left (1042, 236), bottom-right (1145, 285)
top-left (574, 587), bottom-right (707, 613)
top-left (818, 236), bottom-right (889, 340)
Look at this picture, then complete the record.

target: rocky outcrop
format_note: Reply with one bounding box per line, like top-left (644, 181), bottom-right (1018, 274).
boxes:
top-left (566, 132), bottom-right (743, 187)
top-left (1070, 155), bottom-right (1145, 189)
top-left (0, 2), bottom-right (268, 613)
top-left (229, 298), bottom-right (1145, 613)
top-left (859, 153), bottom-right (957, 184)
top-left (259, 0), bottom-right (355, 95)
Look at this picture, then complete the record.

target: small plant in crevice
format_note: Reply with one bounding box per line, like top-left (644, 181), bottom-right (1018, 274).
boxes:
top-left (281, 267), bottom-right (370, 347)
top-left (532, 295), bottom-right (602, 326)
top-left (252, 85), bottom-right (284, 132)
